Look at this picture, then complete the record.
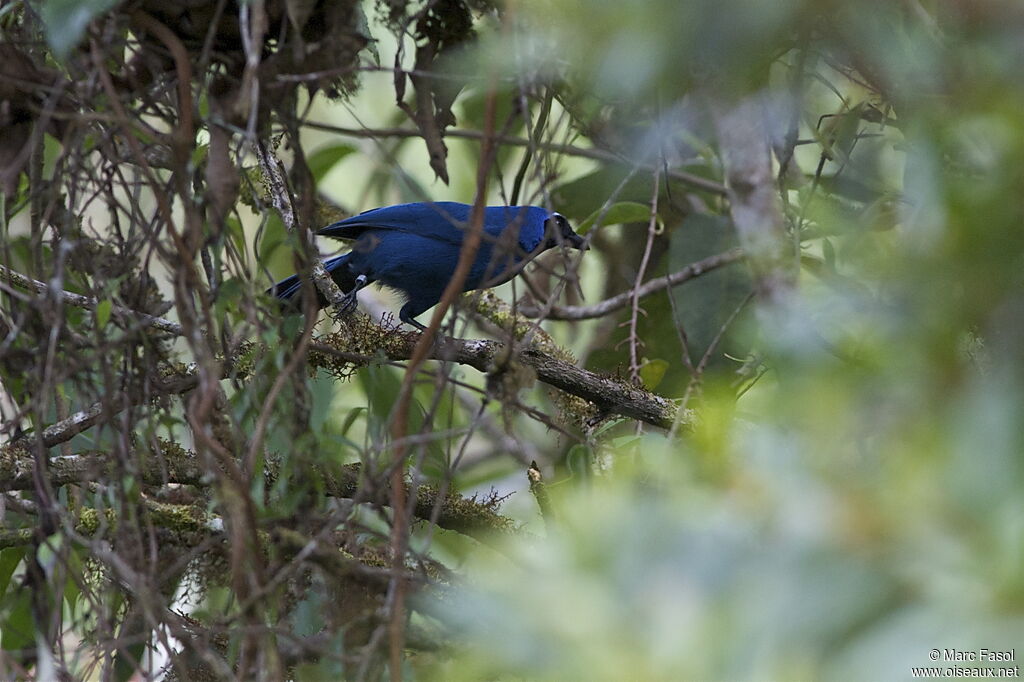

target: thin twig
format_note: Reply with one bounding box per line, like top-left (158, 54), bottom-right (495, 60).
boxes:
top-left (527, 461), bottom-right (554, 532)
top-left (679, 291), bottom-right (755, 412)
top-left (301, 120), bottom-right (729, 196)
top-left (626, 172), bottom-right (661, 385)
top-left (384, 83), bottom-right (497, 678)
top-left (521, 248), bottom-right (745, 321)
top-left (255, 143), bottom-right (348, 308)
top-left (0, 264), bottom-right (184, 335)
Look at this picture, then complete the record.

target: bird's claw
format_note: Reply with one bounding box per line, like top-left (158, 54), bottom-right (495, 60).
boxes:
top-left (329, 274), bottom-right (367, 323)
top-left (329, 289), bottom-right (359, 323)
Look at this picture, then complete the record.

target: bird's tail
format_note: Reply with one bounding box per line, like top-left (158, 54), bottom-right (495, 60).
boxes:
top-left (268, 253), bottom-right (353, 309)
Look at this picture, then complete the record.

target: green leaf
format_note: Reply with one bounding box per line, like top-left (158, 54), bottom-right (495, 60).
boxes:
top-left (359, 364), bottom-right (402, 441)
top-left (565, 444), bottom-right (593, 480)
top-left (292, 587), bottom-right (327, 637)
top-left (340, 407), bottom-right (366, 437)
top-left (821, 102), bottom-right (866, 164)
top-left (95, 299), bottom-right (112, 328)
top-left (217, 277), bottom-right (244, 300)
top-left (258, 232), bottom-right (287, 268)
top-left (663, 214), bottom-right (748, 378)
top-left (40, 0), bottom-right (120, 59)
top-left (308, 369), bottom-right (335, 435)
top-left (611, 434), bottom-right (643, 453)
top-left (63, 550), bottom-right (83, 618)
top-left (639, 358), bottom-right (669, 390)
top-left (823, 238), bottom-right (836, 271)
top-left (0, 589), bottom-right (33, 651)
top-left (191, 143), bottom-right (209, 168)
top-left (577, 202), bottom-right (652, 235)
top-left (308, 144), bottom-right (357, 182)
top-left (552, 166), bottom-right (656, 219)
top-left (0, 548), bottom-right (25, 599)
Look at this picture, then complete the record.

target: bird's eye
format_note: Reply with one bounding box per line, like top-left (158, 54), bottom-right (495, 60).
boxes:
top-left (554, 214), bottom-right (572, 235)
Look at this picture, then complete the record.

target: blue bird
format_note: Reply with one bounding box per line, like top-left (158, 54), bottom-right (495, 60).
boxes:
top-left (269, 201), bottom-right (586, 330)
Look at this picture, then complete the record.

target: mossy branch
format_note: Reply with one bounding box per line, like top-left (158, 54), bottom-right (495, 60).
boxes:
top-left (310, 323), bottom-right (685, 429)
top-left (0, 445), bottom-right (521, 544)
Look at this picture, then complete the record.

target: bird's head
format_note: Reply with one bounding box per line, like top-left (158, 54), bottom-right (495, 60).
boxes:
top-left (543, 212), bottom-right (587, 250)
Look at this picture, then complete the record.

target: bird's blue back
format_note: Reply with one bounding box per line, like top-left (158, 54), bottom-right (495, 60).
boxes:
top-left (318, 201), bottom-right (548, 253)
top-left (320, 202), bottom-right (550, 319)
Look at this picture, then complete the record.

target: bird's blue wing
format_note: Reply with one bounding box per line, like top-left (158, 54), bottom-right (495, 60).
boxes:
top-left (317, 202), bottom-right (549, 250)
top-left (317, 202), bottom-right (471, 243)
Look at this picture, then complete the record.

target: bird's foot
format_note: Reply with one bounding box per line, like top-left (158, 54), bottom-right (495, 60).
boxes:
top-left (329, 276), bottom-right (365, 323)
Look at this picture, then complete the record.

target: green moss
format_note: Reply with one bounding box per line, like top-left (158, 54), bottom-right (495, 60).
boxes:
top-left (470, 291), bottom-right (607, 428)
top-left (415, 485), bottom-right (518, 536)
top-left (0, 443), bottom-right (30, 481)
top-left (145, 500), bottom-right (213, 534)
top-left (230, 341), bottom-right (259, 380)
top-left (308, 313), bottom-right (417, 379)
top-left (76, 507), bottom-right (116, 534)
top-left (154, 437), bottom-right (191, 462)
top-left (471, 291), bottom-right (576, 363)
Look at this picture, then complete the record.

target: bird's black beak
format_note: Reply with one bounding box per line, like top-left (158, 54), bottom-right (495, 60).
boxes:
top-left (566, 232), bottom-right (588, 250)
top-left (546, 212), bottom-right (588, 250)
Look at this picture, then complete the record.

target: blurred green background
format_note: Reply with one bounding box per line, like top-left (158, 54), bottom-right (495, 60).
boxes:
top-left (386, 1), bottom-right (1024, 678)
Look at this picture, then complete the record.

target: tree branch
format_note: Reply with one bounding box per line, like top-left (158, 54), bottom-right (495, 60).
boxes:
top-left (5, 350), bottom-right (250, 451)
top-left (301, 121), bottom-right (729, 196)
top-left (0, 448), bottom-right (521, 544)
top-left (0, 264), bottom-right (184, 335)
top-left (255, 143), bottom-right (348, 309)
top-left (521, 248), bottom-right (744, 321)
top-left (311, 333), bottom-right (684, 430)
top-left (712, 99), bottom-right (795, 304)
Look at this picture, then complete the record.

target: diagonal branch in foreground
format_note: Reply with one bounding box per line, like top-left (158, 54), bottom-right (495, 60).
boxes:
top-left (0, 264), bottom-right (184, 335)
top-left (521, 248), bottom-right (744, 321)
top-left (5, 361), bottom-right (233, 450)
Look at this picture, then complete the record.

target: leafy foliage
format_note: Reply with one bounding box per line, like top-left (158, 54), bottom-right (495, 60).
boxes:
top-left (0, 0), bottom-right (1022, 680)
